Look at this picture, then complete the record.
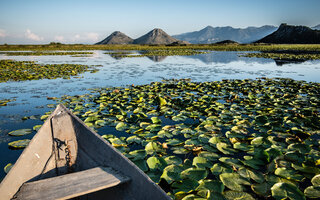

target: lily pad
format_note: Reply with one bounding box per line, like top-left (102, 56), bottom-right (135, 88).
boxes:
top-left (219, 173), bottom-right (251, 191)
top-left (8, 129), bottom-right (32, 136)
top-left (4, 163), bottom-right (13, 174)
top-left (223, 190), bottom-right (255, 200)
top-left (8, 139), bottom-right (30, 149)
top-left (181, 167), bottom-right (208, 181)
top-left (146, 156), bottom-right (167, 170)
top-left (271, 182), bottom-right (305, 200)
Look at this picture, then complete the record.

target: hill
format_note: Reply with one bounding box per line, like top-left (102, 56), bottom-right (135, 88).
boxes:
top-left (312, 24), bottom-right (320, 30)
top-left (133, 28), bottom-right (187, 45)
top-left (96, 31), bottom-right (133, 44)
top-left (172, 25), bottom-right (277, 44)
top-left (256, 23), bottom-right (320, 44)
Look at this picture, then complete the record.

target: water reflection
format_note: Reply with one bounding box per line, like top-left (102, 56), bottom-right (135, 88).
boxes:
top-left (0, 50), bottom-right (319, 179)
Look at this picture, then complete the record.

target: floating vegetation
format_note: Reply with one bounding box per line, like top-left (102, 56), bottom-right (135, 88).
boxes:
top-left (1, 44), bottom-right (320, 52)
top-left (4, 163), bottom-right (12, 174)
top-left (241, 52), bottom-right (320, 61)
top-left (0, 51), bottom-right (93, 56)
top-left (0, 99), bottom-right (16, 107)
top-left (105, 49), bottom-right (209, 58)
top-left (8, 139), bottom-right (30, 149)
top-left (8, 129), bottom-right (32, 136)
top-left (0, 60), bottom-right (100, 82)
top-left (35, 78), bottom-right (320, 199)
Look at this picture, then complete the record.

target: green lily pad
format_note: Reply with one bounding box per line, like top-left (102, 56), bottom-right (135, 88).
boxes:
top-left (160, 164), bottom-right (183, 184)
top-left (128, 149), bottom-right (147, 161)
top-left (132, 159), bottom-right (148, 172)
top-left (126, 135), bottom-right (142, 144)
top-left (151, 117), bottom-right (162, 124)
top-left (274, 167), bottom-right (304, 181)
top-left (304, 186), bottom-right (320, 199)
top-left (196, 179), bottom-right (225, 193)
top-left (223, 190), bottom-right (255, 200)
top-left (8, 129), bottom-right (32, 136)
top-left (145, 141), bottom-right (163, 154)
top-left (146, 156), bottom-right (167, 170)
top-left (181, 167), bottom-right (208, 181)
top-left (164, 156), bottom-right (182, 165)
top-left (32, 125), bottom-right (42, 131)
top-left (4, 163), bottom-right (13, 174)
top-left (115, 122), bottom-right (128, 131)
top-left (311, 174), bottom-right (320, 186)
top-left (172, 178), bottom-right (199, 193)
top-left (219, 173), bottom-right (251, 191)
top-left (271, 182), bottom-right (305, 200)
top-left (8, 139), bottom-right (30, 149)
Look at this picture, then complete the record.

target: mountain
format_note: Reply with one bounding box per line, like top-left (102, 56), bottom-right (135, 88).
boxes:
top-left (96, 31), bottom-right (133, 44)
top-left (256, 23), bottom-right (320, 44)
top-left (133, 28), bottom-right (188, 45)
top-left (312, 24), bottom-right (320, 30)
top-left (172, 25), bottom-right (277, 44)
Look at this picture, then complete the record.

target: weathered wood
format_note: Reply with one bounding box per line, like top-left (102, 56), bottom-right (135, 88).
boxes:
top-left (14, 167), bottom-right (130, 200)
top-left (0, 104), bottom-right (170, 200)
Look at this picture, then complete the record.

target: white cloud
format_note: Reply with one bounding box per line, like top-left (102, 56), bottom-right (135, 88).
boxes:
top-left (85, 32), bottom-right (99, 41)
top-left (0, 29), bottom-right (6, 38)
top-left (25, 29), bottom-right (44, 41)
top-left (54, 35), bottom-right (65, 42)
top-left (72, 32), bottom-right (99, 43)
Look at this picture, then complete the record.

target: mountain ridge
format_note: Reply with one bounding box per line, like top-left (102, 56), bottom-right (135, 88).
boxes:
top-left (96, 31), bottom-right (133, 45)
top-left (256, 23), bottom-right (320, 44)
top-left (172, 25), bottom-right (277, 44)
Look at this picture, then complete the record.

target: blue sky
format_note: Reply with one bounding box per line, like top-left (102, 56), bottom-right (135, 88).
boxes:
top-left (0, 0), bottom-right (319, 44)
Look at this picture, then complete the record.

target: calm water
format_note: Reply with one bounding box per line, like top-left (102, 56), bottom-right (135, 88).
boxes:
top-left (0, 50), bottom-right (319, 179)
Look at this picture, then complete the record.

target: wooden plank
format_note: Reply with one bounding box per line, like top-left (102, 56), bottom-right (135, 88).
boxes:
top-left (14, 167), bottom-right (130, 200)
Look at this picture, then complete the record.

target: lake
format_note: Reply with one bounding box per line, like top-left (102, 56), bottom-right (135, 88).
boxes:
top-left (0, 50), bottom-right (319, 179)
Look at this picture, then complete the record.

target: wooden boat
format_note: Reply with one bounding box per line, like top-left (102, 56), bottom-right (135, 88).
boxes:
top-left (0, 104), bottom-right (170, 200)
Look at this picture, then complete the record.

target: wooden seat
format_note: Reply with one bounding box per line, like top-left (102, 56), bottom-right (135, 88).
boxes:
top-left (14, 167), bottom-right (131, 200)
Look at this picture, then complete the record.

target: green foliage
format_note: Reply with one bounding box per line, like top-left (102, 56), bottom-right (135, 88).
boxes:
top-left (0, 60), bottom-right (99, 82)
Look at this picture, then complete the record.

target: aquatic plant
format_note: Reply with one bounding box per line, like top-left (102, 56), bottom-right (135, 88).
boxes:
top-left (7, 78), bottom-right (320, 199)
top-left (0, 60), bottom-right (100, 82)
top-left (241, 52), bottom-right (320, 60)
top-left (0, 51), bottom-right (93, 56)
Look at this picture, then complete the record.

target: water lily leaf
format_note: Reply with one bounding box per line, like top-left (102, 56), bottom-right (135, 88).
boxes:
top-left (95, 119), bottom-right (107, 126)
top-left (210, 163), bottom-right (232, 176)
top-left (145, 124), bottom-right (162, 132)
top-left (233, 142), bottom-right (252, 151)
top-left (147, 156), bottom-right (167, 170)
top-left (132, 159), bottom-right (148, 172)
top-left (219, 157), bottom-right (242, 168)
top-left (4, 163), bottom-right (13, 174)
top-left (216, 142), bottom-right (235, 155)
top-left (172, 179), bottom-right (199, 193)
top-left (165, 138), bottom-right (182, 146)
top-left (251, 182), bottom-right (270, 196)
top-left (128, 149), bottom-right (147, 161)
top-left (8, 129), bottom-right (32, 136)
top-left (115, 122), bottom-right (128, 131)
top-left (181, 168), bottom-right (208, 181)
top-left (157, 96), bottom-right (167, 107)
top-left (271, 182), bottom-right (306, 200)
top-left (84, 116), bottom-right (99, 123)
top-left (126, 135), bottom-right (142, 144)
top-left (288, 143), bottom-right (311, 154)
top-left (198, 151), bottom-right (219, 161)
top-left (160, 164), bottom-right (183, 184)
top-left (145, 141), bottom-right (163, 154)
top-left (147, 170), bottom-right (161, 183)
top-left (151, 117), bottom-right (162, 124)
top-left (304, 186), bottom-right (320, 199)
top-left (192, 157), bottom-right (212, 169)
top-left (172, 146), bottom-right (189, 154)
top-left (223, 190), bottom-right (255, 200)
top-left (181, 194), bottom-right (205, 200)
top-left (164, 156), bottom-right (182, 165)
top-left (8, 139), bottom-right (30, 149)
top-left (32, 125), bottom-right (42, 131)
top-left (219, 173), bottom-right (250, 191)
top-left (275, 167), bottom-right (304, 181)
top-left (196, 179), bottom-right (224, 193)
top-left (311, 174), bottom-right (320, 186)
